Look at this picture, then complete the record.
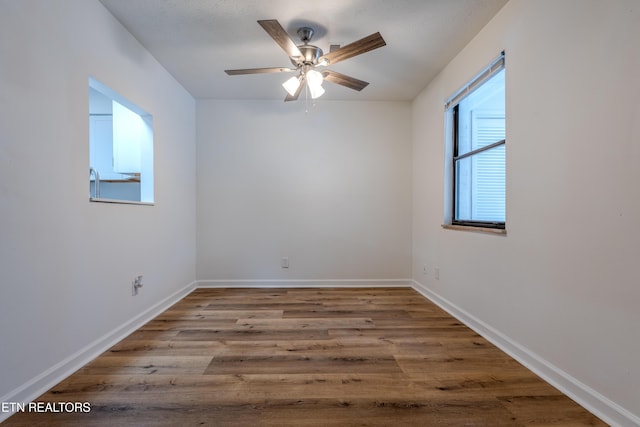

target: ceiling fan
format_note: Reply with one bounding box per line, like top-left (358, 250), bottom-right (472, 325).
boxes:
top-left (224, 20), bottom-right (386, 102)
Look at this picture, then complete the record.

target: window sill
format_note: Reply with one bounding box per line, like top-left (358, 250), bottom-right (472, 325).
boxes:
top-left (90, 197), bottom-right (154, 206)
top-left (441, 224), bottom-right (506, 235)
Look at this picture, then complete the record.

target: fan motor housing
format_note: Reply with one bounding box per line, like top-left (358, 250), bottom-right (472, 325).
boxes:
top-left (292, 44), bottom-right (323, 66)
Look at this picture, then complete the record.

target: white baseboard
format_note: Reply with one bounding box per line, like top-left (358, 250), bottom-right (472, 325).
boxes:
top-left (411, 279), bottom-right (640, 427)
top-left (197, 279), bottom-right (413, 288)
top-left (0, 281), bottom-right (197, 423)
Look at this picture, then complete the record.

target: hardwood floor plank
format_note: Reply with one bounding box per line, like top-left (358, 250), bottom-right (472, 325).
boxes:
top-left (3, 288), bottom-right (606, 426)
top-left (258, 398), bottom-right (524, 427)
top-left (76, 355), bottom-right (213, 375)
top-left (204, 354), bottom-right (403, 375)
top-left (213, 337), bottom-right (397, 357)
top-left (174, 328), bottom-right (331, 341)
top-left (282, 309), bottom-right (413, 320)
top-left (236, 317), bottom-right (375, 330)
top-left (328, 326), bottom-right (482, 340)
top-left (138, 319), bottom-right (239, 331)
top-left (106, 339), bottom-right (224, 356)
top-left (203, 303), bottom-right (326, 311)
top-left (154, 309), bottom-right (284, 320)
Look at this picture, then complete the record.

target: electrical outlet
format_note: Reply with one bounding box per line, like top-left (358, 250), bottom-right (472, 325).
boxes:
top-left (422, 265), bottom-right (428, 275)
top-left (132, 275), bottom-right (143, 296)
top-left (281, 257), bottom-right (289, 268)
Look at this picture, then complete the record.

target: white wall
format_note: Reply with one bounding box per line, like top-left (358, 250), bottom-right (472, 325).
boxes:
top-left (0, 0), bottom-right (196, 408)
top-left (197, 100), bottom-right (412, 284)
top-left (412, 0), bottom-right (640, 424)
top-left (3, 0), bottom-right (637, 424)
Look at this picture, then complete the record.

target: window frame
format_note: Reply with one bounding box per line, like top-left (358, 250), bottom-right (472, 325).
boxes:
top-left (446, 52), bottom-right (506, 230)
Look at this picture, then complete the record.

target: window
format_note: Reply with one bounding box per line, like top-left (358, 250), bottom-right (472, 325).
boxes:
top-left (89, 78), bottom-right (154, 204)
top-left (446, 53), bottom-right (505, 229)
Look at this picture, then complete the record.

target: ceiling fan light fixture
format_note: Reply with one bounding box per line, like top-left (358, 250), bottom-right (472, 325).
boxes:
top-left (309, 84), bottom-right (325, 99)
top-left (306, 69), bottom-right (323, 87)
top-left (282, 75), bottom-right (301, 96)
top-left (226, 20), bottom-right (386, 102)
top-left (306, 69), bottom-right (325, 99)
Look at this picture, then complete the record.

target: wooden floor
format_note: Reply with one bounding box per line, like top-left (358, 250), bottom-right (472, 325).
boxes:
top-left (5, 288), bottom-right (606, 426)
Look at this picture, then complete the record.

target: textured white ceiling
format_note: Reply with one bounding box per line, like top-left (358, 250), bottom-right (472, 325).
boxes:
top-left (98, 0), bottom-right (507, 101)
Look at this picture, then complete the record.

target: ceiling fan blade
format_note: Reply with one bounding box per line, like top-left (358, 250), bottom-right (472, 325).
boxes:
top-left (225, 67), bottom-right (296, 75)
top-left (258, 19), bottom-right (303, 60)
top-left (322, 70), bottom-right (369, 91)
top-left (284, 78), bottom-right (306, 102)
top-left (319, 32), bottom-right (386, 65)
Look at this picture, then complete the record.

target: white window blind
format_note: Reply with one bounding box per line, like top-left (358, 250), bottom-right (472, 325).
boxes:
top-left (470, 113), bottom-right (505, 221)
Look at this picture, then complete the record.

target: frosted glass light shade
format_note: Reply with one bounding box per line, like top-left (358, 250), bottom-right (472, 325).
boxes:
top-left (309, 84), bottom-right (325, 99)
top-left (306, 70), bottom-right (325, 99)
top-left (282, 76), bottom-right (301, 96)
top-left (306, 70), bottom-right (323, 87)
